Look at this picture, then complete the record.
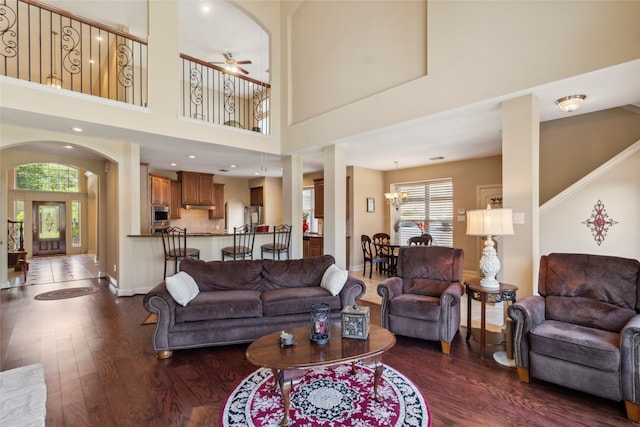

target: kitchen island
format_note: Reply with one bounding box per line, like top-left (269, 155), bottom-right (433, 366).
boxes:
top-left (127, 231), bottom-right (280, 294)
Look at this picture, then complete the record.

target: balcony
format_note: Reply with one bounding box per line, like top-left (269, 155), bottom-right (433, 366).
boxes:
top-left (0, 0), bottom-right (270, 133)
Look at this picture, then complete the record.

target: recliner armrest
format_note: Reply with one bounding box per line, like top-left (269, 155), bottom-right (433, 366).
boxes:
top-left (507, 295), bottom-right (546, 369)
top-left (441, 282), bottom-right (463, 307)
top-left (377, 277), bottom-right (403, 329)
top-left (620, 314), bottom-right (640, 405)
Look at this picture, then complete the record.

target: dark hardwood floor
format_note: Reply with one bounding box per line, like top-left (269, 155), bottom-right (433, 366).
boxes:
top-left (1, 278), bottom-right (633, 426)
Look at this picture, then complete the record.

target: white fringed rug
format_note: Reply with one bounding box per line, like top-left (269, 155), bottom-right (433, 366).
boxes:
top-left (0, 363), bottom-right (47, 427)
top-left (221, 363), bottom-right (430, 427)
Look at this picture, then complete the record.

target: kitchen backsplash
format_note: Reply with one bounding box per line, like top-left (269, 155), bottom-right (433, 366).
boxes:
top-left (171, 209), bottom-right (223, 233)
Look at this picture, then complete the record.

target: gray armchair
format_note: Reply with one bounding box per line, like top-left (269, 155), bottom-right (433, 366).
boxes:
top-left (508, 253), bottom-right (640, 422)
top-left (377, 246), bottom-right (464, 354)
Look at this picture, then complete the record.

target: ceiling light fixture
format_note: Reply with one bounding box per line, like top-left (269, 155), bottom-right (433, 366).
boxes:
top-left (384, 161), bottom-right (408, 211)
top-left (188, 155), bottom-right (196, 159)
top-left (555, 94), bottom-right (586, 113)
top-left (46, 31), bottom-right (62, 89)
top-left (71, 127), bottom-right (82, 132)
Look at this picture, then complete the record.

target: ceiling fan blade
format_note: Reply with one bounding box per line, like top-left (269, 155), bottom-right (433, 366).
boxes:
top-left (236, 60), bottom-right (252, 65)
top-left (237, 66), bottom-right (250, 75)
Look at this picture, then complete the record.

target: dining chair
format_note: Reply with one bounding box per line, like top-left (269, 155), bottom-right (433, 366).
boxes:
top-left (361, 235), bottom-right (389, 278)
top-left (408, 234), bottom-right (432, 246)
top-left (372, 233), bottom-right (392, 276)
top-left (261, 224), bottom-right (292, 260)
top-left (161, 227), bottom-right (200, 279)
top-left (221, 225), bottom-right (256, 261)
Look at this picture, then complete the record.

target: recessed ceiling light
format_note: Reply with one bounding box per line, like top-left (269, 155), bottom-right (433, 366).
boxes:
top-left (71, 127), bottom-right (82, 132)
top-left (230, 164), bottom-right (237, 168)
top-left (96, 36), bottom-right (102, 41)
top-left (170, 163), bottom-right (177, 167)
top-left (201, 4), bottom-right (210, 13)
top-left (254, 172), bottom-right (260, 175)
top-left (63, 145), bottom-right (74, 149)
top-left (188, 155), bottom-right (196, 159)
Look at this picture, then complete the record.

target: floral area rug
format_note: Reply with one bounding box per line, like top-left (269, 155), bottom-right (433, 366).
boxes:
top-left (221, 363), bottom-right (430, 426)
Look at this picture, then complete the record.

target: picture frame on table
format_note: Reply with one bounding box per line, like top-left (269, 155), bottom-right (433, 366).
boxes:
top-left (367, 197), bottom-right (375, 213)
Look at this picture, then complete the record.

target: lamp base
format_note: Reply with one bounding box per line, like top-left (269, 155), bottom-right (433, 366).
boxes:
top-left (479, 277), bottom-right (500, 288)
top-left (493, 351), bottom-right (515, 367)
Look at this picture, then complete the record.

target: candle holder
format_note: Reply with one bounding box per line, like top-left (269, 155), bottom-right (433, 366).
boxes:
top-left (310, 303), bottom-right (331, 344)
top-left (280, 331), bottom-right (296, 347)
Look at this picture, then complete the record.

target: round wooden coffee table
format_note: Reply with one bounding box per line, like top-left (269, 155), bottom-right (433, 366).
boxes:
top-left (246, 323), bottom-right (396, 426)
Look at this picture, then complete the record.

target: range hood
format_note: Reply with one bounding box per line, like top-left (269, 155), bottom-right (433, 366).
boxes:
top-left (183, 204), bottom-right (216, 210)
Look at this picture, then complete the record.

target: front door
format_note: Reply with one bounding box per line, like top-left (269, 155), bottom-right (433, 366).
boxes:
top-left (32, 202), bottom-right (66, 256)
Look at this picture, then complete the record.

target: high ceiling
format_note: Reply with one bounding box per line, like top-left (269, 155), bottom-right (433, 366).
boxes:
top-left (4, 1), bottom-right (640, 177)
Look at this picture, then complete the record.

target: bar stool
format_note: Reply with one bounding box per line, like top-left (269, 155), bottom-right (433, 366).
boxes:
top-left (161, 227), bottom-right (200, 279)
top-left (221, 225), bottom-right (256, 261)
top-left (261, 224), bottom-right (292, 260)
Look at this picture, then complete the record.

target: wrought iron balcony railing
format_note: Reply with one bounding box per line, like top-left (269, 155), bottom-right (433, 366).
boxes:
top-left (181, 54), bottom-right (271, 134)
top-left (0, 0), bottom-right (148, 106)
top-left (1, 0), bottom-right (270, 133)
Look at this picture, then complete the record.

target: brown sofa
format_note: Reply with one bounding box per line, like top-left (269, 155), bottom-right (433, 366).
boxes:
top-left (508, 253), bottom-right (640, 422)
top-left (143, 255), bottom-right (365, 358)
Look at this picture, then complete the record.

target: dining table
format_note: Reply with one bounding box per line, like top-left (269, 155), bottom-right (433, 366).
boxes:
top-left (375, 242), bottom-right (403, 276)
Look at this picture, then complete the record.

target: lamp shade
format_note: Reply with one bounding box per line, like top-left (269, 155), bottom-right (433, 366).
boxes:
top-left (466, 207), bottom-right (514, 236)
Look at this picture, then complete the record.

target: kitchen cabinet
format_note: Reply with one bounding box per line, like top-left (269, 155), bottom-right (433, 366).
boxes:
top-left (313, 177), bottom-right (350, 219)
top-left (150, 175), bottom-right (170, 206)
top-left (308, 236), bottom-right (323, 257)
top-left (170, 180), bottom-right (181, 219)
top-left (178, 171), bottom-right (214, 206)
top-left (208, 184), bottom-right (225, 219)
top-left (250, 186), bottom-right (264, 206)
top-left (303, 235), bottom-right (351, 267)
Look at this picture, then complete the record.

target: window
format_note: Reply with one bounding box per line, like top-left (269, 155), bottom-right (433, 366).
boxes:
top-left (397, 178), bottom-right (453, 247)
top-left (71, 200), bottom-right (81, 247)
top-left (302, 186), bottom-right (318, 233)
top-left (15, 163), bottom-right (79, 192)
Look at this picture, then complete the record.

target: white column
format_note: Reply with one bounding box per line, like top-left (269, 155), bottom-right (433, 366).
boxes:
top-left (323, 145), bottom-right (347, 268)
top-left (501, 94), bottom-right (540, 297)
top-left (282, 155), bottom-right (303, 258)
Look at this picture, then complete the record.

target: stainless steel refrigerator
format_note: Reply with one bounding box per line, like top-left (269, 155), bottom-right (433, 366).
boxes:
top-left (244, 206), bottom-right (263, 228)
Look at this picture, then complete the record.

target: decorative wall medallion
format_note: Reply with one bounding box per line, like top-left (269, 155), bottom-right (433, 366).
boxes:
top-left (582, 200), bottom-right (618, 245)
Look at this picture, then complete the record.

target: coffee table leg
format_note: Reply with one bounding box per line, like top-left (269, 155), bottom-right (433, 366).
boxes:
top-left (373, 359), bottom-right (384, 402)
top-left (351, 361), bottom-right (357, 375)
top-left (277, 370), bottom-right (292, 427)
top-left (270, 369), bottom-right (278, 391)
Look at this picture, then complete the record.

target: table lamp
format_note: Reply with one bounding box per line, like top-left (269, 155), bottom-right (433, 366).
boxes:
top-left (466, 205), bottom-right (514, 288)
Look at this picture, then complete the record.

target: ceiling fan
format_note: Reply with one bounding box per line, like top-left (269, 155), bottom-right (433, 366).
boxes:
top-left (210, 52), bottom-right (252, 75)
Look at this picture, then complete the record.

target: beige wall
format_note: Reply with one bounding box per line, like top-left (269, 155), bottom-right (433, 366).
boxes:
top-left (540, 107), bottom-right (640, 204)
top-left (289, 0), bottom-right (427, 123)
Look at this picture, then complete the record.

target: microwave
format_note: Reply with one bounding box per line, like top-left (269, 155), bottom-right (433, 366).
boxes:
top-left (151, 205), bottom-right (169, 226)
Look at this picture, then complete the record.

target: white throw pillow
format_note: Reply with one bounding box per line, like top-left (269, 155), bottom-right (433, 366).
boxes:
top-left (165, 271), bottom-right (200, 306)
top-left (320, 264), bottom-right (348, 296)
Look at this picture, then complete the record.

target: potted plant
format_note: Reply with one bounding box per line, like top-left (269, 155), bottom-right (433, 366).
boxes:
top-left (303, 211), bottom-right (310, 233)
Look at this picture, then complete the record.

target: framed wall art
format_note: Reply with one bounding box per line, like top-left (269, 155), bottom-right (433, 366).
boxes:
top-left (367, 197), bottom-right (375, 212)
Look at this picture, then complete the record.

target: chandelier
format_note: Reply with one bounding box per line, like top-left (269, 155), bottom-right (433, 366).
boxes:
top-left (384, 161), bottom-right (408, 211)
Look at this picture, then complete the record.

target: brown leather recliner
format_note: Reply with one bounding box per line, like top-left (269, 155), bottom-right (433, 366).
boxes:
top-left (508, 253), bottom-right (640, 422)
top-left (377, 246), bottom-right (464, 354)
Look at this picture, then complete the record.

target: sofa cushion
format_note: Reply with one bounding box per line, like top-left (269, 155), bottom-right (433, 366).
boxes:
top-left (546, 295), bottom-right (635, 332)
top-left (165, 271), bottom-right (200, 306)
top-left (175, 290), bottom-right (262, 322)
top-left (320, 264), bottom-right (348, 296)
top-left (389, 294), bottom-right (441, 322)
top-left (262, 287), bottom-right (341, 316)
top-left (261, 255), bottom-right (335, 290)
top-left (530, 320), bottom-right (620, 372)
top-left (179, 259), bottom-right (263, 291)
